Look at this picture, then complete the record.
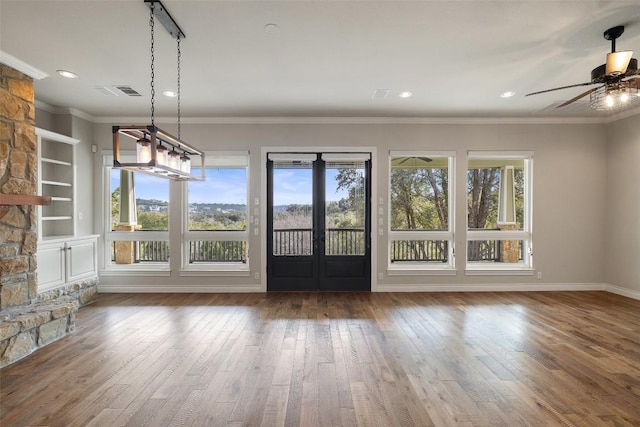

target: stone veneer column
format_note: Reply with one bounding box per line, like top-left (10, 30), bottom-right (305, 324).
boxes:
top-left (0, 64), bottom-right (39, 309)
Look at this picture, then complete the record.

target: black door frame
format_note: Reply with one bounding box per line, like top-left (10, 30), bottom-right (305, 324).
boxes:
top-left (266, 152), bottom-right (371, 291)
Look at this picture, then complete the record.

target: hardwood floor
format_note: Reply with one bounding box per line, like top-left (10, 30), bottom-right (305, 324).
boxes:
top-left (1, 291), bottom-right (639, 426)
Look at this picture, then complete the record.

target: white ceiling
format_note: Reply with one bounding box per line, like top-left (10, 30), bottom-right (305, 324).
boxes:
top-left (2, 0), bottom-right (640, 119)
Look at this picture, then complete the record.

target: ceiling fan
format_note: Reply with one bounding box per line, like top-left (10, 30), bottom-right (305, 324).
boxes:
top-left (526, 25), bottom-right (640, 109)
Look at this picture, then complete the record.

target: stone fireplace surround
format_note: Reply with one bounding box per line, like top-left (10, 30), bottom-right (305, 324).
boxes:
top-left (0, 64), bottom-right (97, 367)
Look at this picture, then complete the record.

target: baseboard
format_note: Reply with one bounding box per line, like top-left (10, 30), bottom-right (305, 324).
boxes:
top-left (98, 283), bottom-right (264, 293)
top-left (604, 284), bottom-right (640, 300)
top-left (374, 283), bottom-right (606, 292)
top-left (97, 282), bottom-right (640, 300)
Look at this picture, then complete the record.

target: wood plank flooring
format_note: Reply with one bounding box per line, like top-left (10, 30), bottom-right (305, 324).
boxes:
top-left (1, 291), bottom-right (639, 426)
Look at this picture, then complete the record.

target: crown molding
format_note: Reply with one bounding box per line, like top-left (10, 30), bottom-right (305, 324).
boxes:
top-left (34, 100), bottom-right (96, 122)
top-left (0, 50), bottom-right (48, 80)
top-left (92, 115), bottom-right (611, 125)
top-left (36, 103), bottom-right (638, 126)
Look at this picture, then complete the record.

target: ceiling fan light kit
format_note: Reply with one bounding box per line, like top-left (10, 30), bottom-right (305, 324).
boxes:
top-left (590, 83), bottom-right (639, 111)
top-left (112, 0), bottom-right (205, 181)
top-left (526, 25), bottom-right (640, 112)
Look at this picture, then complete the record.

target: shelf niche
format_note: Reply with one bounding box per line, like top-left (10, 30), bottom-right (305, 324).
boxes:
top-left (36, 128), bottom-right (80, 240)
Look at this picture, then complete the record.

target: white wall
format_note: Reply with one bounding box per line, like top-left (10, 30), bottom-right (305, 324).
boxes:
top-left (605, 114), bottom-right (640, 298)
top-left (91, 120), bottom-right (608, 292)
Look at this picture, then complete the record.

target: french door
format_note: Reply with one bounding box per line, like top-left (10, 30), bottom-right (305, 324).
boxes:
top-left (267, 153), bottom-right (371, 291)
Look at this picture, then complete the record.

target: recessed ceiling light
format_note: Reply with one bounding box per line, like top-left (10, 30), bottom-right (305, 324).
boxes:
top-left (163, 90), bottom-right (177, 97)
top-left (57, 70), bottom-right (78, 79)
top-left (399, 91), bottom-right (413, 98)
top-left (500, 91), bottom-right (516, 98)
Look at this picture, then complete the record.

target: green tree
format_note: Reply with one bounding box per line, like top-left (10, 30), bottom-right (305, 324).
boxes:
top-left (389, 167), bottom-right (448, 231)
top-left (334, 168), bottom-right (366, 228)
top-left (137, 211), bottom-right (168, 230)
top-left (467, 168), bottom-right (500, 229)
top-left (111, 186), bottom-right (120, 230)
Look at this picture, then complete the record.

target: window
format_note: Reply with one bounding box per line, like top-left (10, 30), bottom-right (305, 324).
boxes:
top-left (466, 151), bottom-right (533, 272)
top-left (183, 152), bottom-right (249, 272)
top-left (104, 153), bottom-right (170, 272)
top-left (388, 151), bottom-right (455, 272)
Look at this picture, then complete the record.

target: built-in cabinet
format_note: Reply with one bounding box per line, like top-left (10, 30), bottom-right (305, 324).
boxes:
top-left (35, 128), bottom-right (97, 293)
top-left (37, 236), bottom-right (99, 292)
top-left (36, 128), bottom-right (79, 240)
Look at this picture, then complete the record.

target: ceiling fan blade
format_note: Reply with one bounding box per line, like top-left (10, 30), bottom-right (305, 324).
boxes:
top-left (556, 86), bottom-right (602, 108)
top-left (525, 82), bottom-right (593, 97)
top-left (606, 51), bottom-right (633, 76)
top-left (624, 77), bottom-right (640, 89)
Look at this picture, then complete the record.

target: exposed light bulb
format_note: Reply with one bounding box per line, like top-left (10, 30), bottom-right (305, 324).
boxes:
top-left (180, 153), bottom-right (191, 174)
top-left (136, 137), bottom-right (152, 163)
top-left (621, 92), bottom-right (629, 103)
top-left (605, 94), bottom-right (614, 107)
top-left (156, 143), bottom-right (168, 167)
top-left (168, 148), bottom-right (181, 170)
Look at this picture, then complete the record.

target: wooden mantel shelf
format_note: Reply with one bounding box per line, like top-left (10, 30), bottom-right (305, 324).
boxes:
top-left (0, 194), bottom-right (52, 206)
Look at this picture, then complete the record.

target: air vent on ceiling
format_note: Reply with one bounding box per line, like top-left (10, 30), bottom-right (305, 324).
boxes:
top-left (115, 85), bottom-right (142, 97)
top-left (372, 89), bottom-right (390, 99)
top-left (92, 86), bottom-right (119, 96)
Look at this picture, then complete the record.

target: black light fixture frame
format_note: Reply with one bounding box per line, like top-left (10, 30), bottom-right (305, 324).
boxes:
top-left (113, 0), bottom-right (205, 181)
top-left (112, 125), bottom-right (205, 181)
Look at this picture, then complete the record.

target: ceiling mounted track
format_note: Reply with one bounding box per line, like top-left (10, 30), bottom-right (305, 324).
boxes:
top-left (144, 0), bottom-right (185, 39)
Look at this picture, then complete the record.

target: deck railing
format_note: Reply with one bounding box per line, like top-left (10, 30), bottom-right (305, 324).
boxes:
top-left (325, 228), bottom-right (366, 255)
top-left (111, 232), bottom-right (522, 263)
top-left (111, 240), bottom-right (247, 263)
top-left (391, 240), bottom-right (448, 262)
top-left (273, 228), bottom-right (313, 256)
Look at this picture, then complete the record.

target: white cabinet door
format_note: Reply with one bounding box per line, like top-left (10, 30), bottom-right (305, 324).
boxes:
top-left (66, 238), bottom-right (97, 283)
top-left (37, 236), bottom-right (98, 294)
top-left (37, 241), bottom-right (66, 292)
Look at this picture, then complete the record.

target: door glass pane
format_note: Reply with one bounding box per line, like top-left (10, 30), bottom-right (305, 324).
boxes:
top-left (272, 160), bottom-right (313, 256)
top-left (325, 161), bottom-right (366, 256)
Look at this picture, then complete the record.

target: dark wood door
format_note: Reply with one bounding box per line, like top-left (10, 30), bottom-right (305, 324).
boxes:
top-left (267, 153), bottom-right (371, 291)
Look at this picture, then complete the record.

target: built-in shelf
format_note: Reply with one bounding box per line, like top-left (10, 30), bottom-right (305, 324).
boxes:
top-left (41, 180), bottom-right (72, 187)
top-left (37, 128), bottom-right (79, 240)
top-left (41, 157), bottom-right (72, 166)
top-left (42, 216), bottom-right (73, 221)
top-left (0, 194), bottom-right (52, 206)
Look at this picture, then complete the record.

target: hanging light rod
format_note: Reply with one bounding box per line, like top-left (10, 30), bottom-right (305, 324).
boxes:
top-left (144, 0), bottom-right (185, 39)
top-left (113, 0), bottom-right (203, 181)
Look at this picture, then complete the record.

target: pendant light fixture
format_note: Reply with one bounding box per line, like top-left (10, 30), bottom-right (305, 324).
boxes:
top-left (113, 0), bottom-right (204, 181)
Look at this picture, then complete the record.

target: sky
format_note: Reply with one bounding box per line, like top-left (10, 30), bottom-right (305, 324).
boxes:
top-left (111, 167), bottom-right (349, 205)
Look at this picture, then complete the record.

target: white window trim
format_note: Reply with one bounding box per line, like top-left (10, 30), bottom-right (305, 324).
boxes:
top-left (387, 152), bottom-right (456, 272)
top-left (182, 151), bottom-right (250, 273)
top-left (466, 152), bottom-right (534, 273)
top-left (102, 152), bottom-right (171, 272)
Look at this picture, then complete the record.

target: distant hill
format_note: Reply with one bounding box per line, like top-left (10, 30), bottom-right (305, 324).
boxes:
top-left (136, 198), bottom-right (168, 206)
top-left (189, 203), bottom-right (246, 212)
